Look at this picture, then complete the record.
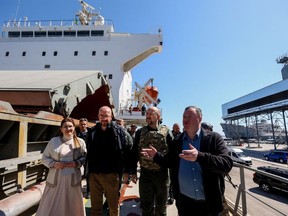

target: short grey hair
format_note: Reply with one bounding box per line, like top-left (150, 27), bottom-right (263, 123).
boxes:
top-left (184, 106), bottom-right (202, 118)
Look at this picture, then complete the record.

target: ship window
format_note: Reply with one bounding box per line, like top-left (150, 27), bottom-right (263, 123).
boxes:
top-left (8, 31), bottom-right (20, 38)
top-left (91, 30), bottom-right (104, 36)
top-left (104, 51), bottom-right (108, 56)
top-left (42, 51), bottom-right (46, 56)
top-left (5, 52), bottom-right (9, 57)
top-left (35, 31), bottom-right (47, 37)
top-left (74, 51), bottom-right (78, 56)
top-left (92, 51), bottom-right (96, 56)
top-left (54, 51), bottom-right (58, 56)
top-left (48, 31), bottom-right (62, 37)
top-left (64, 30), bottom-right (76, 37)
top-left (44, 65), bottom-right (50, 69)
top-left (108, 74), bottom-right (113, 79)
top-left (77, 30), bottom-right (90, 37)
top-left (21, 31), bottom-right (33, 37)
top-left (22, 52), bottom-right (26, 56)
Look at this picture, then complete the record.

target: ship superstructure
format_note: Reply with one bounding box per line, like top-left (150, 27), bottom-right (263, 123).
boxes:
top-left (0, 0), bottom-right (163, 123)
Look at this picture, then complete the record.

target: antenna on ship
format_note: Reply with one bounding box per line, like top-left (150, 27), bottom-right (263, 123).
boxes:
top-left (276, 53), bottom-right (288, 66)
top-left (276, 52), bottom-right (288, 80)
top-left (14, 0), bottom-right (21, 21)
top-left (77, 0), bottom-right (100, 25)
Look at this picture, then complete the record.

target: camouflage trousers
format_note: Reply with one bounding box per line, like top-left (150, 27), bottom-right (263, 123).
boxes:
top-left (139, 167), bottom-right (169, 216)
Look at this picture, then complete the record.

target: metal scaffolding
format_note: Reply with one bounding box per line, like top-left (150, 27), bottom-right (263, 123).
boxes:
top-left (223, 106), bottom-right (288, 150)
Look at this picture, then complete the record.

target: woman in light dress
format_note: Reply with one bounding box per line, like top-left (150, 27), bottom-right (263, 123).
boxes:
top-left (36, 117), bottom-right (87, 216)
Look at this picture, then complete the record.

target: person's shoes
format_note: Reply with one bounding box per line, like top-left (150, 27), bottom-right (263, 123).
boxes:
top-left (85, 192), bottom-right (90, 199)
top-left (167, 197), bottom-right (174, 205)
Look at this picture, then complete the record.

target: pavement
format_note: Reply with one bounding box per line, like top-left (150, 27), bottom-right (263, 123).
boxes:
top-left (83, 174), bottom-right (178, 216)
top-left (119, 181), bottom-right (177, 216)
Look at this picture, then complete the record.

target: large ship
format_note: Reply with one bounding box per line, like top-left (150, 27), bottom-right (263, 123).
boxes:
top-left (0, 0), bottom-right (163, 125)
top-left (221, 119), bottom-right (286, 140)
top-left (0, 1), bottom-right (162, 214)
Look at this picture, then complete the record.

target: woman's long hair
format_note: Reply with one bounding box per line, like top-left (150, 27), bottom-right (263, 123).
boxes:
top-left (60, 117), bottom-right (81, 148)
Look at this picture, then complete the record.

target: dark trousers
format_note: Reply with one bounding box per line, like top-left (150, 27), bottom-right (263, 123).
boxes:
top-left (179, 193), bottom-right (208, 216)
top-left (178, 193), bottom-right (224, 216)
top-left (139, 168), bottom-right (169, 216)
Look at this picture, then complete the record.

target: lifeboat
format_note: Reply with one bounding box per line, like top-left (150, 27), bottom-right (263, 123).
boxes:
top-left (144, 86), bottom-right (158, 104)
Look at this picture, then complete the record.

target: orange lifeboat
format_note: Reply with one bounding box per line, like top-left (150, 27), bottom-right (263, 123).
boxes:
top-left (144, 86), bottom-right (158, 104)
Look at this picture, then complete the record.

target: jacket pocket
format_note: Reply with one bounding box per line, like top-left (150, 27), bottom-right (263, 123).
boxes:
top-left (46, 169), bottom-right (59, 188)
top-left (71, 168), bottom-right (82, 187)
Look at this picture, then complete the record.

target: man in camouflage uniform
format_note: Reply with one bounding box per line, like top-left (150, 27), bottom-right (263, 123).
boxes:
top-left (130, 107), bottom-right (173, 216)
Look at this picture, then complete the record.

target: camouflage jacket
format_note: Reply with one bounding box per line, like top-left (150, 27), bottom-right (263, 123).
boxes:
top-left (137, 125), bottom-right (172, 171)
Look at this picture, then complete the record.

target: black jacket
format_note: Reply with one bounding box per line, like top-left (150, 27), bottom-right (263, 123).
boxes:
top-left (153, 129), bottom-right (233, 214)
top-left (77, 127), bottom-right (92, 144)
top-left (85, 122), bottom-right (132, 175)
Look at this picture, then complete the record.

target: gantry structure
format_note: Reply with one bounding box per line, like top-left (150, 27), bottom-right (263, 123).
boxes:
top-left (221, 54), bottom-right (288, 149)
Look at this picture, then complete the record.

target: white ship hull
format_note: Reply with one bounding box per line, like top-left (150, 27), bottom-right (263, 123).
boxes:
top-left (0, 1), bottom-right (163, 124)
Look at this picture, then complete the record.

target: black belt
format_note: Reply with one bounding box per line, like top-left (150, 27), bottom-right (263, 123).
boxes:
top-left (191, 198), bottom-right (205, 203)
top-left (180, 193), bottom-right (206, 203)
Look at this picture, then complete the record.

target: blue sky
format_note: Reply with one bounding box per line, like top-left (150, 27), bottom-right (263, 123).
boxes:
top-left (1, 0), bottom-right (288, 134)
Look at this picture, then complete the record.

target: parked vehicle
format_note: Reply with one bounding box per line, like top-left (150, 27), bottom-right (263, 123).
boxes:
top-left (228, 147), bottom-right (252, 166)
top-left (263, 150), bottom-right (288, 163)
top-left (253, 166), bottom-right (288, 193)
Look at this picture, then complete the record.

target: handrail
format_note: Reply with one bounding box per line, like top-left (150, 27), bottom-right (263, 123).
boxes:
top-left (233, 163), bottom-right (288, 184)
top-left (229, 163), bottom-right (288, 216)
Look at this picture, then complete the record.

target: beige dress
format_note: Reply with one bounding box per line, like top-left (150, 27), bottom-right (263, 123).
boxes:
top-left (36, 137), bottom-right (86, 216)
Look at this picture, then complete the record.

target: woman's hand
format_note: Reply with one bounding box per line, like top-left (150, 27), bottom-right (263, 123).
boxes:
top-left (63, 162), bottom-right (76, 168)
top-left (54, 161), bottom-right (76, 169)
top-left (54, 162), bottom-right (65, 169)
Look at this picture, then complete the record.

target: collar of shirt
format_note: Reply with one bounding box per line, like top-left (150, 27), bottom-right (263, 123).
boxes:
top-left (182, 128), bottom-right (201, 150)
top-left (182, 128), bottom-right (201, 141)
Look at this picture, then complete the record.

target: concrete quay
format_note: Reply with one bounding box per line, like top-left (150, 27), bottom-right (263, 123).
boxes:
top-left (118, 180), bottom-right (178, 216)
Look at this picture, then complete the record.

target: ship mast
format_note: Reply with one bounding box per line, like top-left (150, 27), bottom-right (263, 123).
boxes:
top-left (276, 53), bottom-right (288, 80)
top-left (76, 0), bottom-right (101, 25)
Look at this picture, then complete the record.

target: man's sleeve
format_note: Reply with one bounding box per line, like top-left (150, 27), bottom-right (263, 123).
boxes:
top-left (125, 130), bottom-right (133, 150)
top-left (166, 129), bottom-right (173, 146)
top-left (124, 129), bottom-right (141, 174)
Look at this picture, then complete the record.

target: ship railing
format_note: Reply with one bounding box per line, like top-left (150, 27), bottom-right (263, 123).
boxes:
top-left (118, 106), bottom-right (146, 117)
top-left (116, 105), bottom-right (163, 126)
top-left (117, 106), bottom-right (163, 118)
top-left (226, 162), bottom-right (288, 216)
top-left (2, 19), bottom-right (114, 29)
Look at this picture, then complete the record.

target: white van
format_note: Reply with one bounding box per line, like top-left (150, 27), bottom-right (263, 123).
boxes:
top-left (228, 148), bottom-right (252, 166)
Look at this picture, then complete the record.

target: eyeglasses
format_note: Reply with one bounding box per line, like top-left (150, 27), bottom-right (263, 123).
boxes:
top-left (99, 114), bottom-right (111, 118)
